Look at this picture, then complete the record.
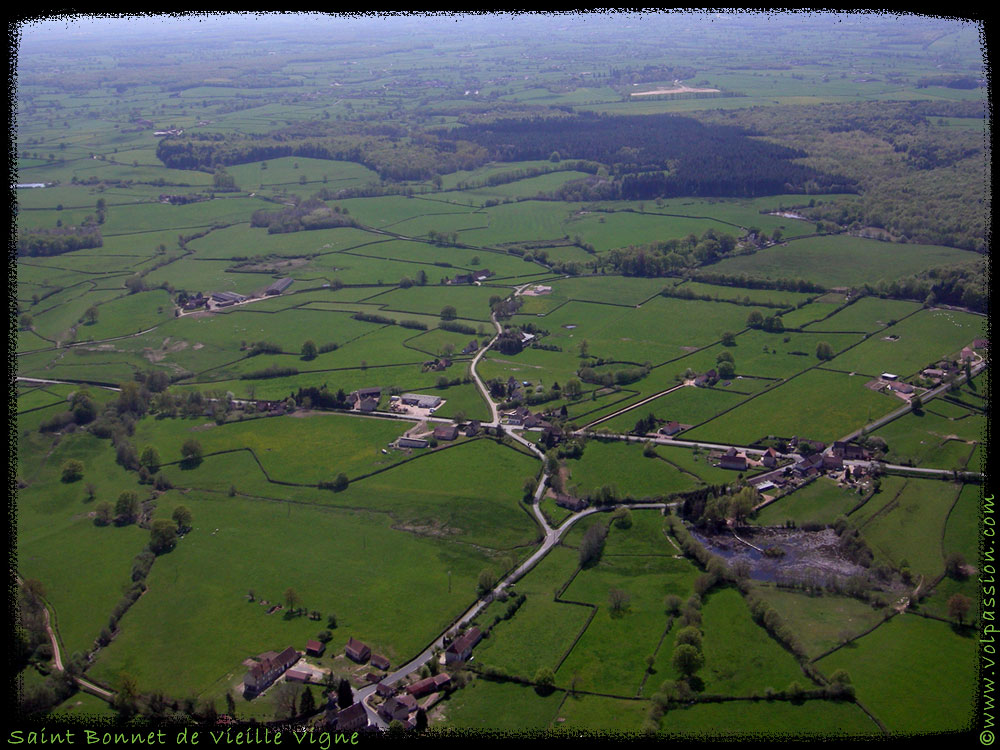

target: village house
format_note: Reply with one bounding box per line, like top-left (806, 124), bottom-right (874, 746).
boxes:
top-left (333, 702), bottom-right (369, 732)
top-left (345, 637), bottom-right (371, 664)
top-left (379, 695), bottom-right (416, 723)
top-left (407, 673), bottom-right (451, 698)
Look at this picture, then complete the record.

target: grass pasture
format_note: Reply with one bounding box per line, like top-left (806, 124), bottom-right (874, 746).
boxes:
top-left (816, 614), bottom-right (976, 734)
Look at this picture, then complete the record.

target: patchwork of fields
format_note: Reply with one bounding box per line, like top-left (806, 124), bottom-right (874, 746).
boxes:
top-left (14, 10), bottom-right (986, 740)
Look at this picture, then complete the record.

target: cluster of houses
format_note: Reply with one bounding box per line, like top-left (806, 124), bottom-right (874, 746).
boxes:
top-left (716, 438), bottom-right (871, 479)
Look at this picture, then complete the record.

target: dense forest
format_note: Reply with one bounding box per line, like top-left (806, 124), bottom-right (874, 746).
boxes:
top-left (450, 113), bottom-right (856, 198)
top-left (693, 100), bottom-right (987, 251)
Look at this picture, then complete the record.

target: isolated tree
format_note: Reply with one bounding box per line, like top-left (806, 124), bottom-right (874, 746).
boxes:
top-left (172, 505), bottom-right (193, 533)
top-left (534, 667), bottom-right (556, 695)
top-left (948, 593), bottom-right (972, 625)
top-left (332, 473), bottom-right (349, 492)
top-left (720, 331), bottom-right (736, 346)
top-left (94, 502), bottom-right (113, 526)
top-left (816, 341), bottom-right (835, 361)
top-left (440, 305), bottom-right (457, 320)
top-left (612, 506), bottom-right (633, 529)
top-left (301, 340), bottom-right (317, 360)
top-left (608, 587), bottom-right (631, 614)
top-left (180, 439), bottom-right (203, 464)
top-left (717, 360), bottom-right (736, 379)
top-left (61, 459), bottom-right (84, 483)
top-left (82, 306), bottom-right (99, 325)
top-left (945, 552), bottom-right (967, 580)
top-left (578, 339), bottom-right (590, 358)
top-left (284, 587), bottom-right (301, 612)
top-left (746, 310), bottom-right (764, 328)
top-left (150, 518), bottom-right (178, 554)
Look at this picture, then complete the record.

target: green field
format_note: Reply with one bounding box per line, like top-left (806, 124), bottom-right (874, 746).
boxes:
top-left (13, 11), bottom-right (986, 732)
top-left (816, 614), bottom-right (976, 734)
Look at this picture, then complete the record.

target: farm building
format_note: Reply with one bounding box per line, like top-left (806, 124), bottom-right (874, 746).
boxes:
top-left (265, 277), bottom-right (293, 295)
top-left (401, 393), bottom-right (442, 409)
top-left (371, 653), bottom-right (391, 671)
top-left (397, 436), bottom-right (429, 449)
top-left (211, 291), bottom-right (248, 307)
top-left (345, 637), bottom-right (371, 663)
top-left (306, 640), bottom-right (325, 657)
top-left (761, 447), bottom-right (779, 468)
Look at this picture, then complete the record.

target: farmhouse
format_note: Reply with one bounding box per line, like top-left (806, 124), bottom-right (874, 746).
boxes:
top-left (242, 646), bottom-right (298, 695)
top-left (659, 421), bottom-right (682, 436)
top-left (433, 424), bottom-right (459, 441)
top-left (761, 447), bottom-right (780, 468)
top-left (832, 441), bottom-right (868, 460)
top-left (445, 627), bottom-right (483, 664)
top-left (345, 637), bottom-right (371, 663)
top-left (889, 381), bottom-right (915, 394)
top-left (719, 448), bottom-right (748, 471)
